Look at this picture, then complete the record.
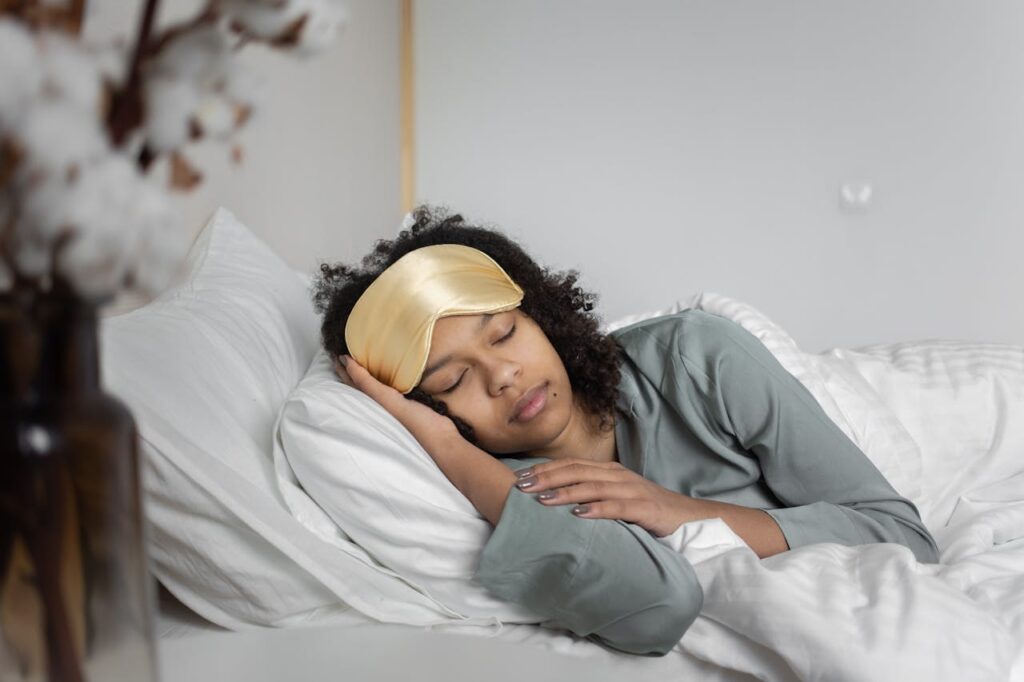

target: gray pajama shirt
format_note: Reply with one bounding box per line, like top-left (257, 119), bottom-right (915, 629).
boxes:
top-left (473, 309), bottom-right (939, 657)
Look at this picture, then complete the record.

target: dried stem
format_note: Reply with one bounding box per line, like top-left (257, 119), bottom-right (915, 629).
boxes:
top-left (106, 0), bottom-right (221, 171)
top-left (106, 0), bottom-right (161, 148)
top-left (67, 0), bottom-right (84, 34)
top-left (144, 2), bottom-right (217, 57)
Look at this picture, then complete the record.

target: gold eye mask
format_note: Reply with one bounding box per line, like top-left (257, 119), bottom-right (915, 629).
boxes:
top-left (344, 244), bottom-right (525, 394)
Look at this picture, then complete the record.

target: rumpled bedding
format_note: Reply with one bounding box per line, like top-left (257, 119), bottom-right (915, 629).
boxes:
top-left (668, 293), bottom-right (1024, 681)
top-left (257, 289), bottom-right (1024, 681)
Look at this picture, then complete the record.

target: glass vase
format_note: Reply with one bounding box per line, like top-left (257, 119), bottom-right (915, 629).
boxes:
top-left (0, 287), bottom-right (159, 682)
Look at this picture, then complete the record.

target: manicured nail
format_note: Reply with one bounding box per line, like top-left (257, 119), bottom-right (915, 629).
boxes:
top-left (515, 468), bottom-right (534, 479)
top-left (572, 505), bottom-right (590, 515)
top-left (516, 476), bottom-right (536, 489)
top-left (341, 354), bottom-right (349, 367)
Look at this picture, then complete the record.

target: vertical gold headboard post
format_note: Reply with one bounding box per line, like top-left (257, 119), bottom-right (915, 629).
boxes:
top-left (400, 0), bottom-right (415, 214)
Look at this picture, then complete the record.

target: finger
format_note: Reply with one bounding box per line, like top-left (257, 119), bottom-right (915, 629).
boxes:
top-left (338, 354), bottom-right (411, 415)
top-left (536, 480), bottom-right (641, 506)
top-left (333, 357), bottom-right (359, 388)
top-left (339, 355), bottom-right (375, 391)
top-left (571, 498), bottom-right (652, 526)
top-left (515, 461), bottom-right (624, 493)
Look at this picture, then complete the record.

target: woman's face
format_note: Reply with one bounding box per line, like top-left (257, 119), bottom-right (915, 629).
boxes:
top-left (416, 308), bottom-right (574, 455)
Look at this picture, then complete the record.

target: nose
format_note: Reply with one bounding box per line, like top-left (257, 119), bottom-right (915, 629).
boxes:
top-left (486, 356), bottom-right (521, 396)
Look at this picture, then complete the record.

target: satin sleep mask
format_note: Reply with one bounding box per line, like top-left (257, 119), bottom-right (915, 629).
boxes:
top-left (344, 244), bottom-right (525, 394)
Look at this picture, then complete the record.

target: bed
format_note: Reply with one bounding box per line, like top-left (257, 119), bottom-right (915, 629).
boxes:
top-left (105, 209), bottom-right (1024, 682)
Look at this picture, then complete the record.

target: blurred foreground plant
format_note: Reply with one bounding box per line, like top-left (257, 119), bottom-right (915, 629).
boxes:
top-left (0, 2), bottom-right (349, 679)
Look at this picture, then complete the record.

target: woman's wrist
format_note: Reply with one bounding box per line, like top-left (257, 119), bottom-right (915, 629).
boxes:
top-left (422, 430), bottom-right (517, 527)
top-left (666, 493), bottom-right (789, 559)
top-left (660, 490), bottom-right (700, 537)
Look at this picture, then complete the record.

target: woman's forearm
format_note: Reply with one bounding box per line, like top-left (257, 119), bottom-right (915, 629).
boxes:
top-left (416, 430), bottom-right (790, 560)
top-left (671, 495), bottom-right (790, 559)
top-left (419, 430), bottom-right (517, 527)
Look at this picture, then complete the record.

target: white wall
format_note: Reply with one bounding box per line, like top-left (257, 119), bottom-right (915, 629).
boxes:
top-left (84, 0), bottom-right (402, 311)
top-left (415, 1), bottom-right (1024, 352)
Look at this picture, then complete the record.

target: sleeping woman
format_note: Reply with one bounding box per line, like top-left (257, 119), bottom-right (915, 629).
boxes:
top-left (312, 205), bottom-right (939, 657)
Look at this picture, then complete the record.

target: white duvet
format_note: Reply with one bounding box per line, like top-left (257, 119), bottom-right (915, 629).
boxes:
top-left (424, 293), bottom-right (1024, 681)
top-left (637, 292), bottom-right (1024, 681)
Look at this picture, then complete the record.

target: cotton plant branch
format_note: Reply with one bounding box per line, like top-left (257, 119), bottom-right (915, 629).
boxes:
top-left (106, 0), bottom-right (162, 149)
top-left (0, 0), bottom-right (349, 300)
top-left (1, 1), bottom-right (350, 677)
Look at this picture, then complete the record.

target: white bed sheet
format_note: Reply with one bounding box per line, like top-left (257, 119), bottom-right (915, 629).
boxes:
top-left (156, 596), bottom-right (753, 682)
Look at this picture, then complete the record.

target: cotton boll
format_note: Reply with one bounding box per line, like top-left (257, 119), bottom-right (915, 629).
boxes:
top-left (0, 19), bottom-right (43, 127)
top-left (145, 24), bottom-right (259, 146)
top-left (125, 187), bottom-right (187, 297)
top-left (19, 176), bottom-right (71, 242)
top-left (37, 32), bottom-right (104, 116)
top-left (290, 0), bottom-right (349, 57)
top-left (221, 0), bottom-right (305, 41)
top-left (88, 40), bottom-right (129, 90)
top-left (65, 155), bottom-right (139, 234)
top-left (223, 0), bottom-right (350, 55)
top-left (15, 100), bottom-right (107, 178)
top-left (57, 220), bottom-right (138, 299)
top-left (151, 24), bottom-right (231, 82)
top-left (17, 153), bottom-right (140, 298)
top-left (193, 93), bottom-right (237, 139)
top-left (222, 62), bottom-right (268, 116)
top-left (50, 155), bottom-right (143, 299)
top-left (49, 157), bottom-right (185, 299)
top-left (132, 226), bottom-right (189, 297)
top-left (144, 76), bottom-right (201, 152)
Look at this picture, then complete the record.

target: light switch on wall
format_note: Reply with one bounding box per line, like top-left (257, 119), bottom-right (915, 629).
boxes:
top-left (839, 181), bottom-right (873, 213)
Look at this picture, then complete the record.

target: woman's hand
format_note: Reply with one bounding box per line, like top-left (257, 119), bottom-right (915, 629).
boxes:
top-left (333, 354), bottom-right (460, 447)
top-left (513, 458), bottom-right (693, 538)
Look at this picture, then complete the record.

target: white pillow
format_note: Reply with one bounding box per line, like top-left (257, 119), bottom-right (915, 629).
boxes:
top-left (274, 350), bottom-right (549, 621)
top-left (272, 298), bottom-right (710, 619)
top-left (600, 300), bottom-right (689, 334)
top-left (102, 208), bottom-right (483, 630)
top-left (276, 292), bottom-right (927, 616)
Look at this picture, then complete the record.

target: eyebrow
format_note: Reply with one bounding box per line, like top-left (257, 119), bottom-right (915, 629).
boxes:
top-left (420, 313), bottom-right (494, 383)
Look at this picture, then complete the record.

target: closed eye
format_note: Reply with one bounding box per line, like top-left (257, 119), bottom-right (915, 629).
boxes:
top-left (440, 324), bottom-right (517, 395)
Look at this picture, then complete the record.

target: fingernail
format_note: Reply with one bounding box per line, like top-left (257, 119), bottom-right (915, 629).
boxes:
top-left (341, 354), bottom-right (350, 367)
top-left (572, 505), bottom-right (589, 515)
top-left (537, 491), bottom-right (556, 500)
top-left (516, 476), bottom-right (536, 489)
top-left (515, 468), bottom-right (534, 479)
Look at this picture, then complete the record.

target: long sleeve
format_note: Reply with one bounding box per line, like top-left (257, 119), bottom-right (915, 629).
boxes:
top-left (473, 456), bottom-right (703, 657)
top-left (678, 313), bottom-right (940, 564)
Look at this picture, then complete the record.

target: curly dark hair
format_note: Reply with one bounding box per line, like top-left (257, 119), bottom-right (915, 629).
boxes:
top-left (311, 205), bottom-right (623, 455)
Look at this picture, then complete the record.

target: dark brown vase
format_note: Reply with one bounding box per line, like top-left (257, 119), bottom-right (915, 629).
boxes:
top-left (0, 287), bottom-right (159, 681)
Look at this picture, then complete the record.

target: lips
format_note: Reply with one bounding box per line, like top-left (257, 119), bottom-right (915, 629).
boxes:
top-left (512, 382), bottom-right (548, 423)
